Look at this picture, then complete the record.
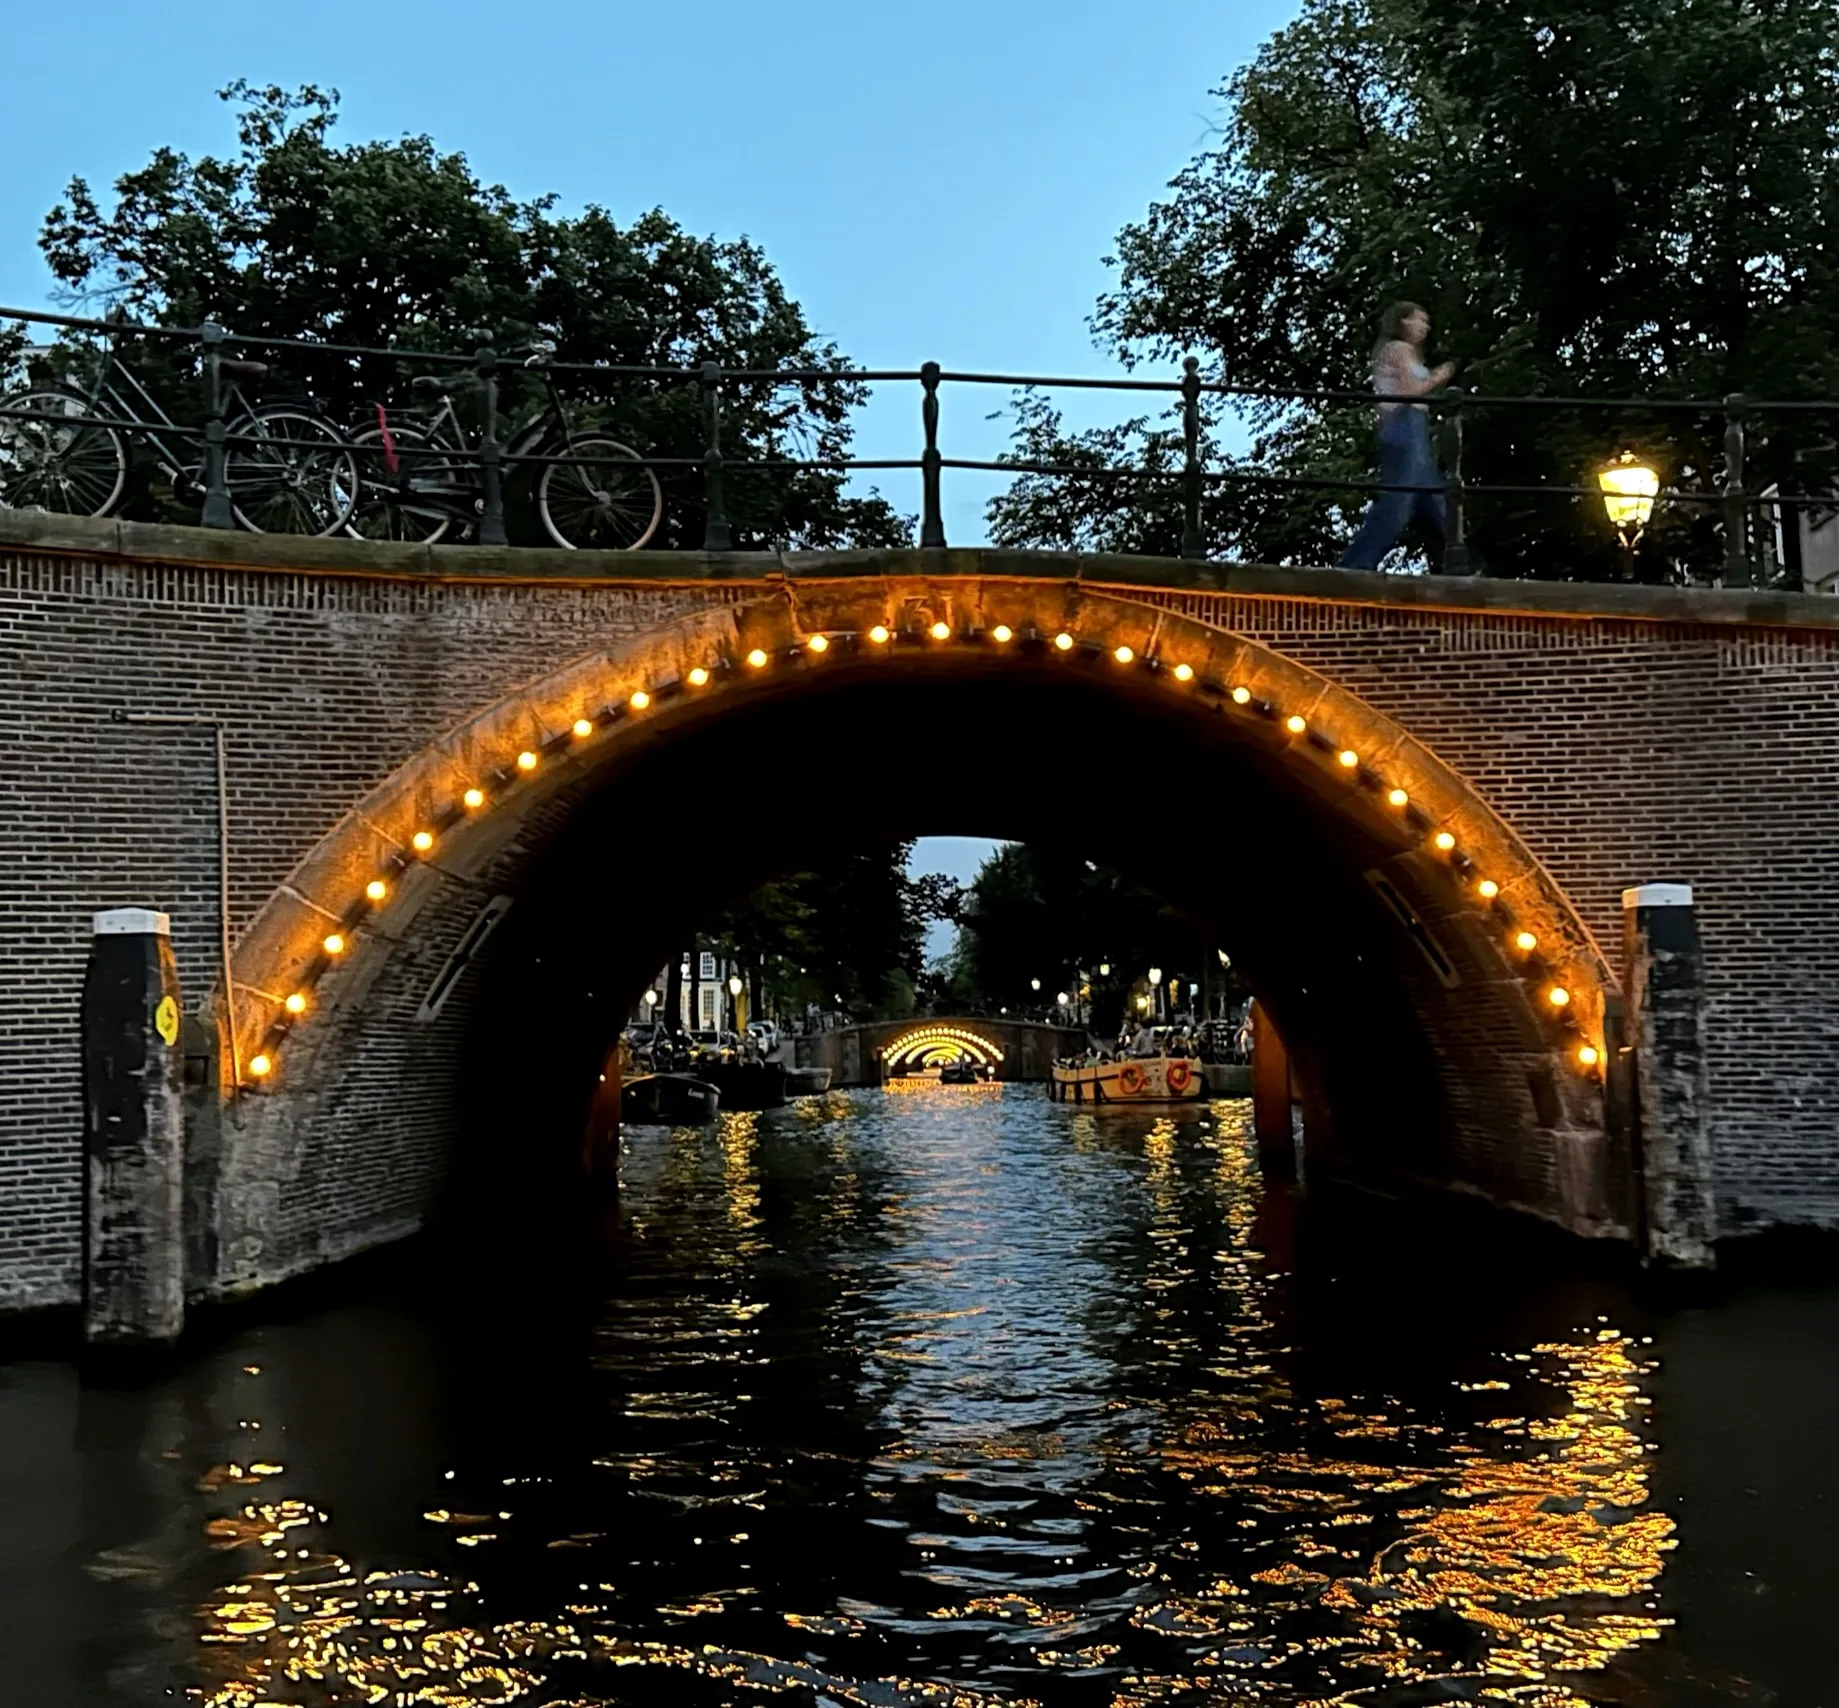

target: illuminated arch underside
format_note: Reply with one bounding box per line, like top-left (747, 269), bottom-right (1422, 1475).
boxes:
top-left (881, 1025), bottom-right (1006, 1073)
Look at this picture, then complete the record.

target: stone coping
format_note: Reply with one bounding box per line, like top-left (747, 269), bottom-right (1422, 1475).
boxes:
top-left (4, 507), bottom-right (1836, 631)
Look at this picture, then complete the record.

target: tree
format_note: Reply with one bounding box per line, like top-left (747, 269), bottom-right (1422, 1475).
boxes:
top-left (704, 843), bottom-right (962, 1023)
top-left (951, 844), bottom-right (1223, 1033)
top-left (991, 0), bottom-right (1839, 581)
top-left (36, 81), bottom-right (910, 549)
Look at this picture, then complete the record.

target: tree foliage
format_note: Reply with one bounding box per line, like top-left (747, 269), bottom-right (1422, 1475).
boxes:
top-left (706, 843), bottom-right (962, 1022)
top-left (992, 0), bottom-right (1839, 580)
top-left (940, 844), bottom-right (1231, 1034)
top-left (38, 81), bottom-right (909, 549)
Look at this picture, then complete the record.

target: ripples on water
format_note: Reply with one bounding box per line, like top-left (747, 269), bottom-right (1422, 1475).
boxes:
top-left (1, 1089), bottom-right (1730, 1705)
top-left (144, 1089), bottom-right (1686, 1708)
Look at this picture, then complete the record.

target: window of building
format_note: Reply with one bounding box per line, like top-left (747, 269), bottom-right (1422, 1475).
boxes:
top-left (699, 952), bottom-right (718, 981)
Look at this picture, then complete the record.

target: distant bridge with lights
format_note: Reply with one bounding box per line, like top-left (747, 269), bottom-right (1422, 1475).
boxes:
top-left (9, 507), bottom-right (1839, 1341)
top-left (795, 1018), bottom-right (1085, 1087)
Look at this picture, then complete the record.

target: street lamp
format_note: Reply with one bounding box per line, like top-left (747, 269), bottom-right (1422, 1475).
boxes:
top-left (1598, 452), bottom-right (1660, 579)
top-left (727, 972), bottom-right (743, 1034)
top-left (1098, 963), bottom-right (1110, 978)
top-left (1148, 965), bottom-right (1163, 1023)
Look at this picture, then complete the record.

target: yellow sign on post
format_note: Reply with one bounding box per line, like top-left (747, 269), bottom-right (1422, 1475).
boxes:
top-left (154, 995), bottom-right (180, 1047)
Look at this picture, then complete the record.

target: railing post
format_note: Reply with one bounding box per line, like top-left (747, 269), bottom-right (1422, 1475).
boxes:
top-left (1778, 487), bottom-right (1806, 592)
top-left (920, 361), bottom-right (946, 549)
top-left (198, 322), bottom-right (235, 530)
top-left (1440, 386), bottom-right (1469, 574)
top-left (1179, 356), bottom-right (1205, 561)
top-left (701, 361), bottom-right (732, 553)
top-left (474, 345), bottom-right (507, 547)
top-left (1722, 394), bottom-right (1750, 587)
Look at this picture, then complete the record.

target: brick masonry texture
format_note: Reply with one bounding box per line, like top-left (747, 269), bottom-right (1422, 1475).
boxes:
top-left (0, 543), bottom-right (741, 1309)
top-left (1140, 587), bottom-right (1839, 1236)
top-left (4, 522), bottom-right (1837, 1309)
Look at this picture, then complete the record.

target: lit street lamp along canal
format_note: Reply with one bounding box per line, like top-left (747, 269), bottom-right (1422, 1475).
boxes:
top-left (1, 1088), bottom-right (1832, 1704)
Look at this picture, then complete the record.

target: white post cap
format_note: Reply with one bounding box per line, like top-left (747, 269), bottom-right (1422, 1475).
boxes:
top-left (1621, 883), bottom-right (1693, 910)
top-left (93, 907), bottom-right (171, 936)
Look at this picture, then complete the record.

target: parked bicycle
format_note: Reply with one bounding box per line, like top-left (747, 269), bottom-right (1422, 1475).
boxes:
top-left (345, 344), bottom-right (662, 549)
top-left (0, 328), bottom-right (356, 535)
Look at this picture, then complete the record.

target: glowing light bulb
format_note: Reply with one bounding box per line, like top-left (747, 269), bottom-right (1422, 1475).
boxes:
top-left (1054, 632), bottom-right (1074, 652)
top-left (1516, 931), bottom-right (1538, 952)
top-left (1577, 1044), bottom-right (1601, 1068)
top-left (1285, 715), bottom-right (1306, 735)
top-left (1172, 663), bottom-right (1194, 682)
top-left (1387, 788), bottom-right (1409, 808)
top-left (930, 621), bottom-right (951, 641)
top-left (516, 750), bottom-right (538, 772)
top-left (411, 830), bottom-right (434, 853)
top-left (1114, 645), bottom-right (1134, 664)
top-left (1338, 749), bottom-right (1358, 768)
top-left (284, 993), bottom-right (307, 1015)
top-left (1547, 986), bottom-right (1572, 1009)
top-left (991, 625), bottom-right (1013, 644)
top-left (572, 718), bottom-right (593, 738)
top-left (249, 1054), bottom-right (273, 1078)
top-left (1478, 879), bottom-right (1500, 899)
top-left (1231, 685), bottom-right (1252, 705)
top-left (629, 690), bottom-right (650, 710)
top-left (746, 648), bottom-right (768, 668)
top-left (803, 634), bottom-right (829, 656)
top-left (688, 666), bottom-right (710, 687)
top-left (463, 788), bottom-right (485, 809)
top-left (323, 933), bottom-right (346, 956)
top-left (365, 879), bottom-right (388, 902)
top-left (1434, 831), bottom-right (1456, 852)
top-left (869, 625), bottom-right (890, 645)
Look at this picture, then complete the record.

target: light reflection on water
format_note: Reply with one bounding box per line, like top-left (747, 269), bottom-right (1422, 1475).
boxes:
top-left (176, 1090), bottom-right (1679, 1707)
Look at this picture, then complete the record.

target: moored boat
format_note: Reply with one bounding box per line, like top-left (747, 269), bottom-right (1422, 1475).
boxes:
top-left (1048, 1054), bottom-right (1206, 1104)
top-left (622, 1072), bottom-right (720, 1124)
top-left (783, 1065), bottom-right (832, 1098)
top-left (696, 1057), bottom-right (789, 1111)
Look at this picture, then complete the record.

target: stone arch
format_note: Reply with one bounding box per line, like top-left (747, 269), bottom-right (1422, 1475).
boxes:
top-left (208, 576), bottom-right (1624, 1290)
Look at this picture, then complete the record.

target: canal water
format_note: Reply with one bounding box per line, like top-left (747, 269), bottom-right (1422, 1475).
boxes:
top-left (3, 1089), bottom-right (1833, 1706)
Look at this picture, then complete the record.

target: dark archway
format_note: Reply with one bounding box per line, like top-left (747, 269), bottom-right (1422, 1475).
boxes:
top-left (452, 665), bottom-right (1601, 1221)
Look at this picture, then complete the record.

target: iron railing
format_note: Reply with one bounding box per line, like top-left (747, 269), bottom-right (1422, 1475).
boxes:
top-left (3, 301), bottom-right (1836, 585)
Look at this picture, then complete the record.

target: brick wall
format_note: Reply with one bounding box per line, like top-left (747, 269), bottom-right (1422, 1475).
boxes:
top-left (1141, 588), bottom-right (1839, 1234)
top-left (0, 537), bottom-right (739, 1309)
top-left (5, 518), bottom-right (1837, 1311)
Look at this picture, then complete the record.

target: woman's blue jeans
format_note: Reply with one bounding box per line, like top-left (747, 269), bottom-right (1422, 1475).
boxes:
top-left (1340, 409), bottom-right (1446, 571)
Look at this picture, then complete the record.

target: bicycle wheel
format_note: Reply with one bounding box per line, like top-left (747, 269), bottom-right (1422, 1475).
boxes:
top-left (537, 437), bottom-right (662, 550)
top-left (0, 390), bottom-right (128, 516)
top-left (346, 423), bottom-right (464, 545)
top-left (226, 407), bottom-right (358, 536)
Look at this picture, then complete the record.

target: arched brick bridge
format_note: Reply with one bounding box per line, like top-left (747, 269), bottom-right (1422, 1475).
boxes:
top-left (796, 1019), bottom-right (1085, 1087)
top-left (6, 509), bottom-right (1839, 1320)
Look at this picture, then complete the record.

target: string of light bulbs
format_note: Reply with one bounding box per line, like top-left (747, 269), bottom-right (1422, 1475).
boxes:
top-left (242, 619), bottom-right (1599, 1086)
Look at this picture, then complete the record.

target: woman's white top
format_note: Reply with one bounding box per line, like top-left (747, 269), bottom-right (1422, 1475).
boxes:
top-left (1375, 344), bottom-right (1430, 416)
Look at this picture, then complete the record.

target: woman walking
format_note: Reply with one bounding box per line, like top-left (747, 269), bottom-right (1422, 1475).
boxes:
top-left (1339, 302), bottom-right (1455, 572)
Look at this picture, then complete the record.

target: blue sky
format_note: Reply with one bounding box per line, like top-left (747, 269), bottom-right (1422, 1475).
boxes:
top-left (0, 0), bottom-right (1298, 936)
